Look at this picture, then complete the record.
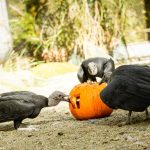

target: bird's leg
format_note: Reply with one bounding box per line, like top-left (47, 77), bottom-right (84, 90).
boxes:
top-left (126, 111), bottom-right (132, 125)
top-left (87, 79), bottom-right (92, 84)
top-left (14, 120), bottom-right (22, 129)
top-left (145, 109), bottom-right (149, 120)
top-left (15, 120), bottom-right (39, 131)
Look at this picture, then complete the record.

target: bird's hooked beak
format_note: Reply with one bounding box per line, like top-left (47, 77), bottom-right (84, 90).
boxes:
top-left (63, 95), bottom-right (70, 102)
top-left (62, 96), bottom-right (78, 108)
top-left (61, 95), bottom-right (80, 109)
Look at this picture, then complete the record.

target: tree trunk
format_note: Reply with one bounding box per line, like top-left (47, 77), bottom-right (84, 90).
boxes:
top-left (0, 0), bottom-right (12, 64)
top-left (144, 0), bottom-right (150, 40)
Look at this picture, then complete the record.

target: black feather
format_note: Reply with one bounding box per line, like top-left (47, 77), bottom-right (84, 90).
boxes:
top-left (100, 65), bottom-right (150, 112)
top-left (77, 57), bottom-right (115, 83)
top-left (0, 91), bottom-right (48, 129)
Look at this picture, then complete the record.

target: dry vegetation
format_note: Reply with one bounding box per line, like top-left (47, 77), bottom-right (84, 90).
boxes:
top-left (8, 0), bottom-right (147, 64)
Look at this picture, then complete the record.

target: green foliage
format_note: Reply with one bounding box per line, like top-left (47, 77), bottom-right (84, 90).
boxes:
top-left (9, 0), bottom-right (147, 62)
top-left (10, 12), bottom-right (41, 58)
top-left (11, 13), bottom-right (36, 43)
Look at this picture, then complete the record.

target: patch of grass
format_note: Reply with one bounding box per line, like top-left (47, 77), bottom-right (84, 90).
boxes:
top-left (31, 62), bottom-right (78, 79)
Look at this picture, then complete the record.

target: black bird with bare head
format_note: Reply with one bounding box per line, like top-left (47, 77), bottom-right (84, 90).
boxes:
top-left (48, 91), bottom-right (69, 106)
top-left (0, 91), bottom-right (69, 129)
top-left (100, 65), bottom-right (150, 124)
top-left (77, 57), bottom-right (115, 84)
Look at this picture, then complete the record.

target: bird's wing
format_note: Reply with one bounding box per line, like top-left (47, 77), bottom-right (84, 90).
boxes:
top-left (0, 95), bottom-right (34, 102)
top-left (77, 66), bottom-right (87, 83)
top-left (100, 77), bottom-right (131, 109)
top-left (0, 94), bottom-right (47, 102)
top-left (103, 58), bottom-right (115, 74)
top-left (101, 65), bottom-right (150, 111)
top-left (129, 78), bottom-right (150, 100)
top-left (101, 76), bottom-right (150, 111)
top-left (0, 94), bottom-right (48, 110)
top-left (0, 97), bottom-right (35, 122)
top-left (115, 77), bottom-right (150, 111)
top-left (109, 65), bottom-right (150, 99)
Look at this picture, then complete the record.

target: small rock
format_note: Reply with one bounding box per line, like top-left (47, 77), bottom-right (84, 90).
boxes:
top-left (125, 135), bottom-right (138, 142)
top-left (144, 148), bottom-right (150, 150)
top-left (28, 134), bottom-right (33, 137)
top-left (117, 124), bottom-right (123, 127)
top-left (119, 132), bottom-right (125, 135)
top-left (65, 112), bottom-right (70, 115)
top-left (134, 141), bottom-right (148, 147)
top-left (102, 141), bottom-right (108, 144)
top-left (58, 132), bottom-right (64, 136)
top-left (110, 137), bottom-right (120, 141)
top-left (90, 119), bottom-right (97, 124)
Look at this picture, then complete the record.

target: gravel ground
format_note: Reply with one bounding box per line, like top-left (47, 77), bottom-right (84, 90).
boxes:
top-left (0, 72), bottom-right (150, 150)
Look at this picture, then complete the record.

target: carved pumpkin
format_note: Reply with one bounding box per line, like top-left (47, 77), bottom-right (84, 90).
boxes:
top-left (69, 83), bottom-right (113, 120)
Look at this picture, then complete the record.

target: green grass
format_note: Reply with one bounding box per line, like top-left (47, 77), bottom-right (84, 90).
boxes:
top-left (31, 62), bottom-right (78, 79)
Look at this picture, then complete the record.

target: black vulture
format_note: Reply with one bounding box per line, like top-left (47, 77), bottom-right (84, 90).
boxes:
top-left (77, 57), bottom-right (115, 84)
top-left (0, 91), bottom-right (68, 129)
top-left (100, 65), bottom-right (150, 124)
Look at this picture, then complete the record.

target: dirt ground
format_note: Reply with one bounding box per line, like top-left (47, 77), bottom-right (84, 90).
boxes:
top-left (0, 73), bottom-right (150, 150)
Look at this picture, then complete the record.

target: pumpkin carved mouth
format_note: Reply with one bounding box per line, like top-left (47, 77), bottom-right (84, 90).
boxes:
top-left (76, 99), bottom-right (80, 109)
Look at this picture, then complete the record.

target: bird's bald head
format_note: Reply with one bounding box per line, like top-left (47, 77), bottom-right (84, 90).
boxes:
top-left (87, 62), bottom-right (98, 75)
top-left (48, 91), bottom-right (69, 107)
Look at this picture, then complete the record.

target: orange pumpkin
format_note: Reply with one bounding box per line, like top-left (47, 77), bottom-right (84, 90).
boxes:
top-left (69, 82), bottom-right (113, 120)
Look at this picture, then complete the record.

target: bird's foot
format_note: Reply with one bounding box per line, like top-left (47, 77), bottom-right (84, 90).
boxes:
top-left (144, 117), bottom-right (149, 121)
top-left (126, 120), bottom-right (131, 125)
top-left (87, 80), bottom-right (93, 84)
top-left (145, 109), bottom-right (149, 121)
top-left (117, 111), bottom-right (132, 126)
top-left (14, 120), bottom-right (22, 130)
top-left (117, 121), bottom-right (130, 127)
top-left (17, 125), bottom-right (40, 131)
top-left (87, 80), bottom-right (97, 84)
